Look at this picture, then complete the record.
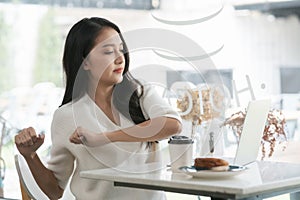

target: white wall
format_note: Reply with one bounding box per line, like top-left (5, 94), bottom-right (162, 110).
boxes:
top-left (213, 9), bottom-right (300, 106)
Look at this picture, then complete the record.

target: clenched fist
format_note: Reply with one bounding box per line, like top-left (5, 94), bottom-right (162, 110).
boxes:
top-left (69, 127), bottom-right (110, 147)
top-left (15, 127), bottom-right (45, 159)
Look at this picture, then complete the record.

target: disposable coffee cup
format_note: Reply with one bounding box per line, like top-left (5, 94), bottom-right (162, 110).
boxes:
top-left (168, 136), bottom-right (193, 173)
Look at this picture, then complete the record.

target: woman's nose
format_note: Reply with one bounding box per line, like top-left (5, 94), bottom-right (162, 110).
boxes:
top-left (115, 53), bottom-right (124, 65)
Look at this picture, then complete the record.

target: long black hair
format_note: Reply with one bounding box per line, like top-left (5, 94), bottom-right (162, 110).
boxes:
top-left (61, 17), bottom-right (148, 124)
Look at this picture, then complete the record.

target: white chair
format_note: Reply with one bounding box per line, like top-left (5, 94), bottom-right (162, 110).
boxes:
top-left (15, 154), bottom-right (75, 200)
top-left (15, 154), bottom-right (49, 200)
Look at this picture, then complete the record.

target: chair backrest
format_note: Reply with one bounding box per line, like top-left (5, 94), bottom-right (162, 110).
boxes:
top-left (14, 154), bottom-right (49, 200)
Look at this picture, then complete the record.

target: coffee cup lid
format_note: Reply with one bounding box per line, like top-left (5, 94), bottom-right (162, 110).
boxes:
top-left (168, 135), bottom-right (193, 144)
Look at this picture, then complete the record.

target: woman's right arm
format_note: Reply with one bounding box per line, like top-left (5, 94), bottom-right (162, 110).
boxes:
top-left (15, 127), bottom-right (64, 200)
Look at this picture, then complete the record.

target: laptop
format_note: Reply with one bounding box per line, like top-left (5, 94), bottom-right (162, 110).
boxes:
top-left (233, 99), bottom-right (271, 166)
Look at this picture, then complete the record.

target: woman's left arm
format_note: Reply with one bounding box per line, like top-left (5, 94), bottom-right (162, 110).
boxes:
top-left (111, 116), bottom-right (181, 142)
top-left (70, 117), bottom-right (181, 147)
top-left (70, 85), bottom-right (182, 147)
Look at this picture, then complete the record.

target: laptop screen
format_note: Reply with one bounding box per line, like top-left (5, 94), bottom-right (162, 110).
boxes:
top-left (234, 99), bottom-right (271, 166)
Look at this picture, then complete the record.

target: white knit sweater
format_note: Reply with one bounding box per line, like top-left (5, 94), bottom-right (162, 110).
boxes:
top-left (47, 86), bottom-right (181, 200)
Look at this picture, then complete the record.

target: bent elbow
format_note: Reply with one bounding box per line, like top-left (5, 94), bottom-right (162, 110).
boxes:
top-left (174, 120), bottom-right (182, 134)
top-left (167, 118), bottom-right (182, 135)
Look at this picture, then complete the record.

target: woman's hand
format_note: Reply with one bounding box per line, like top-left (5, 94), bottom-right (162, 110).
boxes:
top-left (15, 127), bottom-right (45, 159)
top-left (69, 127), bottom-right (110, 147)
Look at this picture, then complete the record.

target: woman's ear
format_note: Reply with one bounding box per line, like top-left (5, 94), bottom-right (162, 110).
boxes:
top-left (83, 64), bottom-right (89, 70)
top-left (82, 59), bottom-right (90, 70)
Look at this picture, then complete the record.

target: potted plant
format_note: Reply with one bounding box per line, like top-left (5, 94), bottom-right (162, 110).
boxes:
top-left (222, 109), bottom-right (287, 159)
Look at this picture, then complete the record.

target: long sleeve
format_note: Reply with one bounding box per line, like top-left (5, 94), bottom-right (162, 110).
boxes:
top-left (140, 85), bottom-right (182, 123)
top-left (47, 109), bottom-right (75, 189)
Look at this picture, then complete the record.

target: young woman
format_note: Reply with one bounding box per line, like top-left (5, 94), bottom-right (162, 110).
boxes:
top-left (14, 17), bottom-right (182, 200)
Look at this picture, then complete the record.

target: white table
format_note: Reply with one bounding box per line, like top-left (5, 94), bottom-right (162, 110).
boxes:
top-left (80, 161), bottom-right (300, 200)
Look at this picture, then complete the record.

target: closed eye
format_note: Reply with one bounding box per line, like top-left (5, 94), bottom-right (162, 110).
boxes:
top-left (104, 51), bottom-right (114, 55)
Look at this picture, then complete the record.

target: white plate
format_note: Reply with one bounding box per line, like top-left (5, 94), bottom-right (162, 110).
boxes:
top-left (178, 165), bottom-right (247, 178)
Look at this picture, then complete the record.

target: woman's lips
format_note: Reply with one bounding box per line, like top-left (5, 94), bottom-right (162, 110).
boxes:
top-left (113, 68), bottom-right (123, 73)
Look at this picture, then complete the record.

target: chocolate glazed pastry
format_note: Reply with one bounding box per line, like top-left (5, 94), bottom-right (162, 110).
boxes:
top-left (194, 158), bottom-right (229, 171)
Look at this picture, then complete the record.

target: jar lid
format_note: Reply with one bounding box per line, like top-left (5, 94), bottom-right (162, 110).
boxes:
top-left (168, 135), bottom-right (194, 144)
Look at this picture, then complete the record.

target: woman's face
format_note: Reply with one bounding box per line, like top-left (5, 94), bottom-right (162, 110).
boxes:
top-left (84, 27), bottom-right (125, 88)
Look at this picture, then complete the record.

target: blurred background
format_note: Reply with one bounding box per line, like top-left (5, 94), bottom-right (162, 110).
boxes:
top-left (0, 0), bottom-right (299, 199)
